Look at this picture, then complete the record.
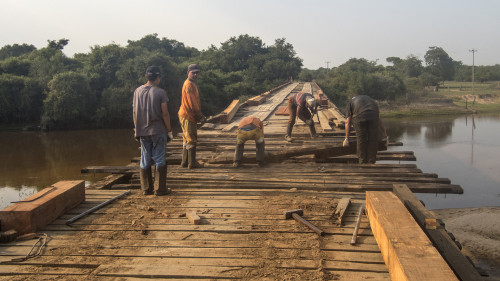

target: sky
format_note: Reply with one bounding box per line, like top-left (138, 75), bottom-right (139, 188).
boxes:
top-left (1, 0), bottom-right (499, 69)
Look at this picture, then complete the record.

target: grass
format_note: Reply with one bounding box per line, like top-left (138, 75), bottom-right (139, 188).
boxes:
top-left (380, 81), bottom-right (500, 117)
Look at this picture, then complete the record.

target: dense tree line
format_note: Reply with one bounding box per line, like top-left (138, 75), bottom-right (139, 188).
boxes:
top-left (307, 46), bottom-right (500, 108)
top-left (1, 36), bottom-right (499, 130)
top-left (0, 34), bottom-right (301, 129)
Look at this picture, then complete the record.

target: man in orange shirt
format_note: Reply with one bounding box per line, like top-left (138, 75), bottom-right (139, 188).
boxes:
top-left (178, 64), bottom-right (206, 169)
top-left (233, 115), bottom-right (265, 167)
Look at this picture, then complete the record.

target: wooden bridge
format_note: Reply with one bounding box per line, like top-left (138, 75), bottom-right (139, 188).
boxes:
top-left (0, 82), bottom-right (481, 280)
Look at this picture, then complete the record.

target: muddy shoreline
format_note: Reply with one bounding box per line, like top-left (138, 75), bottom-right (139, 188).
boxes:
top-left (433, 207), bottom-right (500, 280)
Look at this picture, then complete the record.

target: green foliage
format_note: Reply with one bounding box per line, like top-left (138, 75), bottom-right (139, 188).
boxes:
top-left (0, 74), bottom-right (43, 123)
top-left (315, 58), bottom-right (406, 108)
top-left (0, 43), bottom-right (36, 60)
top-left (1, 57), bottom-right (31, 76)
top-left (42, 71), bottom-right (95, 129)
top-left (424, 46), bottom-right (455, 82)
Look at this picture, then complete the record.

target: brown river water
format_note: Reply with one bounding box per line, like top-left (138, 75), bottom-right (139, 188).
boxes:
top-left (1, 114), bottom-right (499, 210)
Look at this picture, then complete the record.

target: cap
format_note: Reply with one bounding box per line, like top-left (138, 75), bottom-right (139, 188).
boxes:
top-left (306, 97), bottom-right (317, 108)
top-left (146, 66), bottom-right (161, 76)
top-left (187, 64), bottom-right (200, 73)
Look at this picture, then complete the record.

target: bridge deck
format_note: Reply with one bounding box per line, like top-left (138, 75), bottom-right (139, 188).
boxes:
top-left (0, 82), bottom-right (467, 280)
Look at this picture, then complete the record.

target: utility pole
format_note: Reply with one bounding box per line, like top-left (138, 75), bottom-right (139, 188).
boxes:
top-left (469, 49), bottom-right (477, 96)
top-left (325, 61), bottom-right (330, 71)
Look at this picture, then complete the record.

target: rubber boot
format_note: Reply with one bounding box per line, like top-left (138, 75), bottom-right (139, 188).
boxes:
top-left (188, 146), bottom-right (202, 169)
top-left (154, 165), bottom-right (170, 196)
top-left (309, 122), bottom-right (317, 138)
top-left (180, 148), bottom-right (188, 168)
top-left (256, 141), bottom-right (265, 167)
top-left (285, 123), bottom-right (293, 142)
top-left (140, 167), bottom-right (153, 195)
top-left (233, 143), bottom-right (244, 167)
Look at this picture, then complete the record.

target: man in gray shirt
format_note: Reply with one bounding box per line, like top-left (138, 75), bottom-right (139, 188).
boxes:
top-left (133, 66), bottom-right (174, 196)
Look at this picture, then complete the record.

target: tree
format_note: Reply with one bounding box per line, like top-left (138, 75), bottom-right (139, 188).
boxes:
top-left (0, 43), bottom-right (36, 60)
top-left (42, 71), bottom-right (95, 129)
top-left (47, 39), bottom-right (69, 50)
top-left (424, 46), bottom-right (455, 82)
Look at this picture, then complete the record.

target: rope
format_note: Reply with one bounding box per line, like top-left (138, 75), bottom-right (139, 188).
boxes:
top-left (0, 233), bottom-right (49, 264)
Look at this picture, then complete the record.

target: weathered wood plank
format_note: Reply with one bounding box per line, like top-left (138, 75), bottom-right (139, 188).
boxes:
top-left (366, 191), bottom-right (458, 281)
top-left (392, 184), bottom-right (482, 281)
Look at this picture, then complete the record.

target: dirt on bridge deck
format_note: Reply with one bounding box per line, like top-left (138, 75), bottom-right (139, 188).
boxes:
top-left (0, 82), bottom-right (472, 280)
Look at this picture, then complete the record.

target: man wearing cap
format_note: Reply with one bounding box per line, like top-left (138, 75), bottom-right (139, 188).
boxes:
top-left (343, 95), bottom-right (385, 164)
top-left (133, 66), bottom-right (174, 196)
top-left (179, 64), bottom-right (206, 169)
top-left (233, 115), bottom-right (265, 168)
top-left (285, 92), bottom-right (318, 142)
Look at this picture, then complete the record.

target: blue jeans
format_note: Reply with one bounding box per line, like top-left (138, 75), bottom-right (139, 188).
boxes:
top-left (140, 133), bottom-right (167, 169)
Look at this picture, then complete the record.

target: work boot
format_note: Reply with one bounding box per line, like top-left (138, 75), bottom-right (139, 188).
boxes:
top-left (140, 167), bottom-right (153, 195)
top-left (188, 147), bottom-right (202, 169)
top-left (256, 141), bottom-right (265, 165)
top-left (154, 165), bottom-right (170, 196)
top-left (233, 143), bottom-right (244, 167)
top-left (180, 148), bottom-right (188, 168)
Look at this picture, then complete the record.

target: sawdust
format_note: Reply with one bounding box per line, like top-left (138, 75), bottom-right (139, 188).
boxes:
top-left (231, 193), bottom-right (340, 280)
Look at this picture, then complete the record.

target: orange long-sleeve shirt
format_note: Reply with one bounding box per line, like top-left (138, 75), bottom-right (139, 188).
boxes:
top-left (178, 78), bottom-right (202, 123)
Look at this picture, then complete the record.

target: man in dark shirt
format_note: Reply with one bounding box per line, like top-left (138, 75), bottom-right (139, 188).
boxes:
top-left (344, 95), bottom-right (384, 164)
top-left (285, 92), bottom-right (318, 142)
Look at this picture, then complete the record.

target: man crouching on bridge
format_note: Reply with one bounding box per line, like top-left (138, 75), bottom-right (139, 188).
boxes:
top-left (285, 92), bottom-right (318, 142)
top-left (233, 115), bottom-right (265, 168)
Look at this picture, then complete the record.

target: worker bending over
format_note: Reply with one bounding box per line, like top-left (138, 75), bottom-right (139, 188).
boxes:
top-left (285, 92), bottom-right (318, 142)
top-left (233, 115), bottom-right (265, 167)
top-left (343, 95), bottom-right (386, 164)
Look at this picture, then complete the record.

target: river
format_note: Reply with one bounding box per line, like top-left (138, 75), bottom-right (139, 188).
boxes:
top-left (1, 114), bottom-right (499, 210)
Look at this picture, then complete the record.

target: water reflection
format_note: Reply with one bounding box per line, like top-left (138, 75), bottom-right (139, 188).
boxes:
top-left (384, 114), bottom-right (500, 209)
top-left (0, 129), bottom-right (139, 209)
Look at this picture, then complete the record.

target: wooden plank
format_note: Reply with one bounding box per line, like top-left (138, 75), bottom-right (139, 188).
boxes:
top-left (334, 197), bottom-right (351, 225)
top-left (219, 99), bottom-right (241, 124)
top-left (246, 95), bottom-right (266, 106)
top-left (186, 211), bottom-right (202, 225)
top-left (0, 181), bottom-right (85, 235)
top-left (392, 184), bottom-right (482, 281)
top-left (366, 191), bottom-right (459, 281)
top-left (275, 106), bottom-right (290, 115)
top-left (318, 110), bottom-right (333, 132)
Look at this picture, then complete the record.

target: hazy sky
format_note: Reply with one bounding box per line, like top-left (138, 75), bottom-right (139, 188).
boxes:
top-left (1, 0), bottom-right (499, 69)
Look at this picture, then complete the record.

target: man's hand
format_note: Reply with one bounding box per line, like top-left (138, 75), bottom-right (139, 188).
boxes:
top-left (167, 131), bottom-right (174, 142)
top-left (305, 119), bottom-right (314, 126)
top-left (343, 137), bottom-right (350, 147)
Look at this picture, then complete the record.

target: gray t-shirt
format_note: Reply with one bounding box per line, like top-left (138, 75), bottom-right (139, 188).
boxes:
top-left (133, 85), bottom-right (169, 137)
top-left (346, 95), bottom-right (379, 122)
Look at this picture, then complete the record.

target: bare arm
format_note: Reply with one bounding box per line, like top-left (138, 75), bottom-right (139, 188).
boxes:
top-left (345, 116), bottom-right (351, 138)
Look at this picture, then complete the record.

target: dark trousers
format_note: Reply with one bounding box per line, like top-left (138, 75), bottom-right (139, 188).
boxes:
top-left (354, 119), bottom-right (379, 164)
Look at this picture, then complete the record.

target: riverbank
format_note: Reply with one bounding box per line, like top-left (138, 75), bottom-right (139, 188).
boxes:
top-left (434, 207), bottom-right (500, 280)
top-left (380, 81), bottom-right (500, 117)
